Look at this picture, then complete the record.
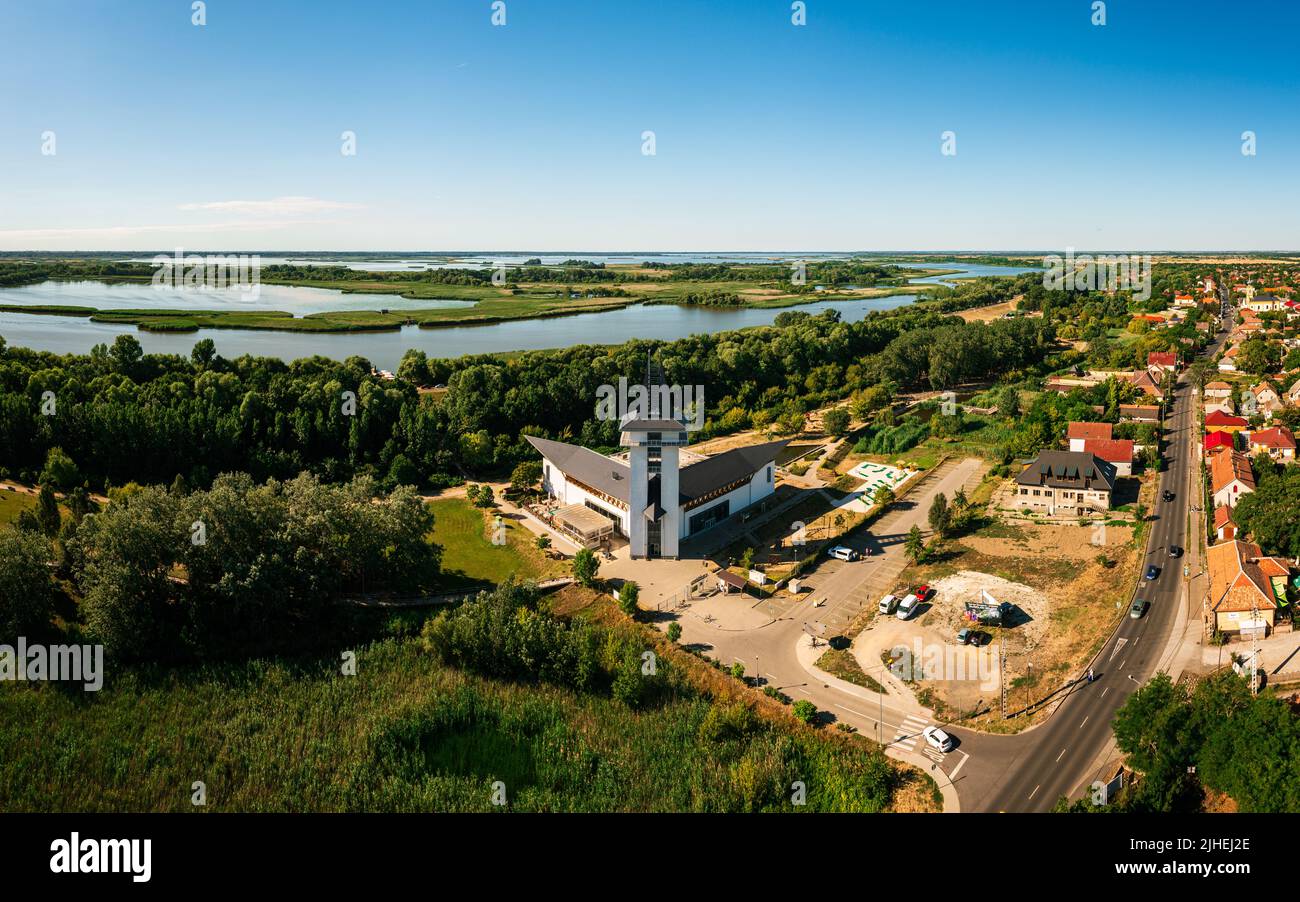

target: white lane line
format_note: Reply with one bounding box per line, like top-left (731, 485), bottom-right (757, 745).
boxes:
top-left (795, 687), bottom-right (811, 695)
top-left (1055, 748), bottom-right (1067, 763)
top-left (1079, 715), bottom-right (1089, 729)
top-left (1028, 784), bottom-right (1040, 801)
top-left (1101, 686), bottom-right (1110, 697)
top-left (834, 703), bottom-right (869, 719)
top-left (1117, 658), bottom-right (1126, 671)
top-left (949, 751), bottom-right (969, 778)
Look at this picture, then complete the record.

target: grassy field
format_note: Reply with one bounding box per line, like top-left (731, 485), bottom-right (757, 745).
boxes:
top-left (0, 597), bottom-right (933, 812)
top-left (428, 497), bottom-right (564, 590)
top-left (0, 490), bottom-right (35, 525)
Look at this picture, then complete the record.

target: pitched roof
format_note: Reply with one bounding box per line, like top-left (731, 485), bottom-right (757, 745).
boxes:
top-left (1205, 409), bottom-right (1248, 427)
top-left (1067, 421), bottom-right (1112, 441)
top-left (525, 434), bottom-right (789, 508)
top-left (1214, 505), bottom-right (1236, 531)
top-left (1204, 431), bottom-right (1235, 452)
top-left (1205, 381), bottom-right (1232, 390)
top-left (1206, 540), bottom-right (1288, 613)
top-left (1082, 438), bottom-right (1135, 463)
top-left (1148, 351), bottom-right (1177, 367)
top-left (1015, 451), bottom-right (1116, 492)
top-left (1248, 426), bottom-right (1296, 450)
top-left (1209, 448), bottom-right (1256, 495)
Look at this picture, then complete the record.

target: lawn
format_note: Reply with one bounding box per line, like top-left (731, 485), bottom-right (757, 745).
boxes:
top-left (0, 490), bottom-right (35, 525)
top-left (427, 497), bottom-right (563, 590)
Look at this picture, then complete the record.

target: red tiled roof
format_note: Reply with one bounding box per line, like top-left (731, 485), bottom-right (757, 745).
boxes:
top-left (1148, 351), bottom-right (1177, 367)
top-left (1204, 431), bottom-right (1234, 452)
top-left (1205, 409), bottom-right (1248, 427)
top-left (1214, 505), bottom-right (1236, 530)
top-left (1249, 426), bottom-right (1296, 450)
top-left (1067, 422), bottom-right (1113, 441)
top-left (1210, 449), bottom-right (1256, 495)
top-left (1082, 438), bottom-right (1135, 463)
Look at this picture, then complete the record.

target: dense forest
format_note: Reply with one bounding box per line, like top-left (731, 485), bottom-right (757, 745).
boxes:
top-left (0, 275), bottom-right (1053, 492)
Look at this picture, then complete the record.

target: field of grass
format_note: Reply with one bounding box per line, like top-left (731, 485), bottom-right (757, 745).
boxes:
top-left (0, 490), bottom-right (35, 525)
top-left (814, 648), bottom-right (888, 694)
top-left (428, 497), bottom-right (563, 590)
top-left (0, 607), bottom-right (927, 812)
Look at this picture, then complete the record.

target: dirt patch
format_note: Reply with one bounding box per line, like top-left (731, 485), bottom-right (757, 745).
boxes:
top-left (928, 570), bottom-right (1048, 646)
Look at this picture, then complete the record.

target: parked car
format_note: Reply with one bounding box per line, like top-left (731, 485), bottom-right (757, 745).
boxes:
top-left (913, 585), bottom-right (933, 602)
top-left (1144, 564), bottom-right (1160, 581)
top-left (878, 594), bottom-right (900, 615)
top-left (1168, 545), bottom-right (1183, 558)
top-left (956, 628), bottom-right (990, 646)
top-left (922, 725), bottom-right (956, 752)
top-left (896, 594), bottom-right (920, 620)
top-left (827, 545), bottom-right (860, 562)
top-left (1130, 598), bottom-right (1150, 619)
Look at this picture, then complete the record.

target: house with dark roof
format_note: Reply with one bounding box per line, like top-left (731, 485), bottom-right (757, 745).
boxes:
top-left (1014, 450), bottom-right (1116, 516)
top-left (526, 423), bottom-right (787, 560)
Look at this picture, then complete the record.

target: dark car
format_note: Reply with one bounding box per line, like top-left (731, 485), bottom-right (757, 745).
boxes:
top-left (1168, 545), bottom-right (1183, 558)
top-left (957, 628), bottom-right (991, 647)
top-left (1162, 490), bottom-right (1175, 502)
top-left (1144, 564), bottom-right (1160, 581)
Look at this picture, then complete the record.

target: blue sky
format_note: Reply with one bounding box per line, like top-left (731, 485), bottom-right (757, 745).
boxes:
top-left (2, 0), bottom-right (1298, 251)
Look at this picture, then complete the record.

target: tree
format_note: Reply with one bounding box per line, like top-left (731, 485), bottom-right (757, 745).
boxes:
top-left (535, 534), bottom-right (551, 554)
top-left (471, 484), bottom-right (494, 508)
top-left (791, 699), bottom-right (817, 724)
top-left (39, 447), bottom-right (80, 491)
top-left (509, 461), bottom-right (542, 495)
top-left (904, 525), bottom-right (926, 564)
top-left (618, 580), bottom-right (639, 617)
top-left (873, 485), bottom-right (896, 508)
top-left (823, 407), bottom-right (851, 437)
top-left (0, 529), bottom-right (57, 638)
top-left (666, 622), bottom-right (682, 643)
top-left (35, 485), bottom-right (61, 537)
top-left (572, 547), bottom-right (600, 587)
top-left (928, 493), bottom-right (950, 538)
top-left (730, 661), bottom-right (746, 681)
top-left (997, 384), bottom-right (1020, 419)
top-left (190, 338), bottom-right (217, 368)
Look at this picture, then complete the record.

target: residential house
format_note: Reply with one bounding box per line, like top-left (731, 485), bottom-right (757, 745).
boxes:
top-left (1083, 438), bottom-right (1136, 476)
top-left (1204, 430), bottom-right (1235, 455)
top-left (1204, 399), bottom-right (1234, 417)
top-left (1119, 403), bottom-right (1161, 423)
top-left (1147, 351), bottom-right (1178, 374)
top-left (1205, 539), bottom-right (1289, 636)
top-left (1174, 292), bottom-right (1197, 306)
top-left (1245, 425), bottom-right (1297, 461)
top-left (1218, 346), bottom-right (1239, 372)
top-left (1203, 381), bottom-right (1232, 401)
top-left (1209, 447), bottom-right (1256, 508)
top-left (1067, 421), bottom-right (1112, 452)
top-left (1014, 451), bottom-right (1116, 516)
top-left (1205, 409), bottom-right (1249, 434)
top-left (1248, 382), bottom-right (1282, 419)
top-left (1125, 368), bottom-right (1165, 401)
top-left (1214, 505), bottom-right (1238, 543)
top-left (1287, 380), bottom-right (1300, 407)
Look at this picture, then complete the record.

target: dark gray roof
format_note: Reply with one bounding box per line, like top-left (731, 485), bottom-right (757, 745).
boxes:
top-left (621, 419), bottom-right (687, 431)
top-left (1015, 450), bottom-right (1116, 492)
top-left (526, 435), bottom-right (631, 501)
top-left (527, 435), bottom-right (789, 506)
top-left (677, 440), bottom-right (789, 502)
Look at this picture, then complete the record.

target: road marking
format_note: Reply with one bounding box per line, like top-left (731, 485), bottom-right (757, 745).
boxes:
top-left (1079, 716), bottom-right (1089, 729)
top-left (834, 703), bottom-right (869, 719)
top-left (1028, 784), bottom-right (1040, 800)
top-left (1055, 748), bottom-right (1067, 763)
top-left (1117, 658), bottom-right (1126, 671)
top-left (949, 750), bottom-right (969, 778)
top-left (1110, 638), bottom-right (1128, 660)
top-left (1101, 686), bottom-right (1110, 698)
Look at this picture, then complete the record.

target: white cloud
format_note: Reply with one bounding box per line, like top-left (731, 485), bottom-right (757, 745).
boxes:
top-left (0, 220), bottom-right (324, 240)
top-left (176, 196), bottom-right (363, 216)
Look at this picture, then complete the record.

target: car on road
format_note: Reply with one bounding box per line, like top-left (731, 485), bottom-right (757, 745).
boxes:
top-left (879, 594), bottom-right (899, 615)
top-left (1162, 490), bottom-right (1175, 502)
top-left (1168, 545), bottom-right (1183, 558)
top-left (1130, 598), bottom-right (1150, 619)
top-left (957, 628), bottom-right (990, 646)
top-left (913, 584), bottom-right (934, 602)
top-left (896, 594), bottom-right (920, 620)
top-left (827, 545), bottom-right (860, 562)
top-left (922, 725), bottom-right (956, 752)
top-left (1143, 564), bottom-right (1160, 581)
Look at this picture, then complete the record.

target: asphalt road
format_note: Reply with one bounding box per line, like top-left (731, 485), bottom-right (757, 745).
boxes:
top-left (957, 315), bottom-right (1228, 811)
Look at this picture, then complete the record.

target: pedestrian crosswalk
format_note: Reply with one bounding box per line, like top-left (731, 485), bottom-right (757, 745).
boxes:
top-left (890, 714), bottom-right (931, 752)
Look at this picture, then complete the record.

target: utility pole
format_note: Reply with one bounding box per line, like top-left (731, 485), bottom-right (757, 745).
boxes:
top-left (999, 624), bottom-right (1007, 718)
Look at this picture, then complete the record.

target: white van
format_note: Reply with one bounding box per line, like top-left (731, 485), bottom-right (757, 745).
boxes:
top-left (878, 594), bottom-right (899, 615)
top-left (827, 545), bottom-right (860, 562)
top-left (896, 594), bottom-right (920, 620)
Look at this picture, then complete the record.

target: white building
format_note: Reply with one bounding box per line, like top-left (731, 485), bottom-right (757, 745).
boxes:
top-left (527, 419), bottom-right (786, 559)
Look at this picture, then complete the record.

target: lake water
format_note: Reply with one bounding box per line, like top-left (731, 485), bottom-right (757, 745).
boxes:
top-left (0, 262), bottom-right (1040, 370)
